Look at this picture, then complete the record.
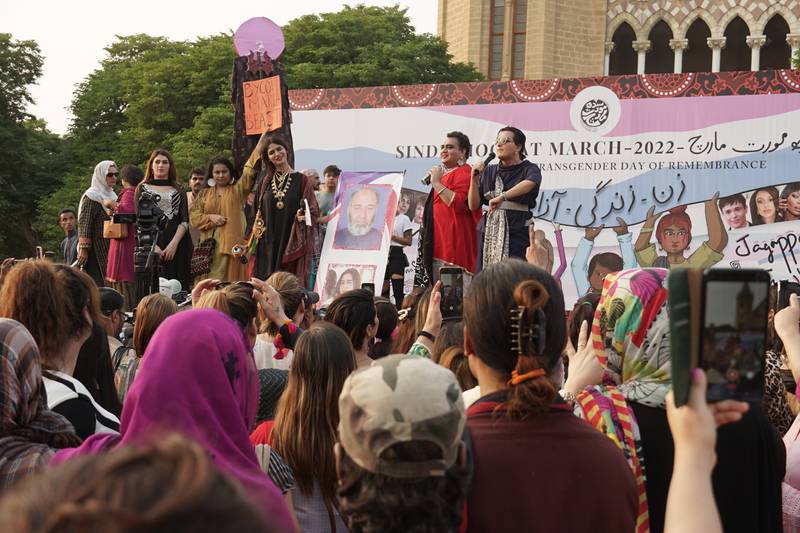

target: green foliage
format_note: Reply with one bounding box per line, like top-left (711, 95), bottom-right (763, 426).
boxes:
top-left (28, 7), bottom-right (482, 256)
top-left (0, 35), bottom-right (62, 258)
top-left (34, 33), bottom-right (237, 255)
top-left (281, 5), bottom-right (484, 88)
top-left (67, 33), bottom-right (235, 171)
top-left (33, 172), bottom-right (86, 257)
top-left (794, 49), bottom-right (799, 69)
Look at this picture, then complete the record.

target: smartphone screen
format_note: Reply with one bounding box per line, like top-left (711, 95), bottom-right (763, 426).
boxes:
top-left (439, 267), bottom-right (464, 321)
top-left (361, 283), bottom-right (375, 294)
top-left (778, 280), bottom-right (800, 311)
top-left (700, 271), bottom-right (769, 402)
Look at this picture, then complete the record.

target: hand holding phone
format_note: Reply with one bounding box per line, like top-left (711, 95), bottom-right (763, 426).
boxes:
top-left (439, 267), bottom-right (464, 322)
top-left (700, 269), bottom-right (769, 402)
top-left (670, 268), bottom-right (770, 405)
top-left (361, 283), bottom-right (375, 294)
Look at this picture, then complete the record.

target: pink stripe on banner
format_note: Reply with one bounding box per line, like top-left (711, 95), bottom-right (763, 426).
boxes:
top-left (429, 93), bottom-right (800, 136)
top-left (429, 101), bottom-right (572, 131)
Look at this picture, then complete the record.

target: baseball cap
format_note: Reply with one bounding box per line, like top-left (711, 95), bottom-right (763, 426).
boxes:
top-left (338, 354), bottom-right (466, 478)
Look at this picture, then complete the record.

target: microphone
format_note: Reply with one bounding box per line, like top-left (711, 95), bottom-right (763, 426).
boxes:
top-left (472, 151), bottom-right (496, 176)
top-left (422, 150), bottom-right (496, 185)
top-left (422, 164), bottom-right (446, 186)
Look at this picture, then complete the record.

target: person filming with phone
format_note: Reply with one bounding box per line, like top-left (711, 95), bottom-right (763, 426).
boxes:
top-left (567, 267), bottom-right (783, 533)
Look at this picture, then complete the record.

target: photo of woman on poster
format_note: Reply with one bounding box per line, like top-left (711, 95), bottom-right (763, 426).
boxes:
top-left (780, 182), bottom-right (800, 222)
top-left (321, 264), bottom-right (375, 302)
top-left (634, 193), bottom-right (728, 269)
top-left (749, 187), bottom-right (782, 225)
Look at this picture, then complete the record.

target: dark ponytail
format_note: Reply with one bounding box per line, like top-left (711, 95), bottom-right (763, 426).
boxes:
top-left (504, 280), bottom-right (557, 418)
top-left (463, 260), bottom-right (566, 421)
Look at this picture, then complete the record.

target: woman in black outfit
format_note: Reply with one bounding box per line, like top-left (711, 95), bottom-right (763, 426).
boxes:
top-left (135, 149), bottom-right (193, 291)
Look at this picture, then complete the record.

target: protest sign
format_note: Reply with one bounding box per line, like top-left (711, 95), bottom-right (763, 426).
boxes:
top-left (243, 76), bottom-right (282, 135)
top-left (315, 171), bottom-right (404, 304)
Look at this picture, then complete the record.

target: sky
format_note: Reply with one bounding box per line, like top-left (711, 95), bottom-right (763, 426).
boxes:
top-left (0, 0), bottom-right (438, 134)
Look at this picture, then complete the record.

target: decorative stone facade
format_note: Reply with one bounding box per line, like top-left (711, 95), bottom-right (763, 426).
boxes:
top-left (437, 1), bottom-right (800, 80)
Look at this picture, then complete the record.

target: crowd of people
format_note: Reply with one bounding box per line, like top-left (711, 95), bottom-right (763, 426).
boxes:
top-left (54, 126), bottom-right (547, 312)
top-left (0, 123), bottom-right (798, 533)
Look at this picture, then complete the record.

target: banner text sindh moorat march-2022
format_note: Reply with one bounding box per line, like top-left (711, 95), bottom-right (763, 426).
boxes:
top-left (290, 71), bottom-right (800, 303)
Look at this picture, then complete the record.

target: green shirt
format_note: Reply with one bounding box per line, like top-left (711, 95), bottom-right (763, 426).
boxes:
top-left (634, 242), bottom-right (724, 269)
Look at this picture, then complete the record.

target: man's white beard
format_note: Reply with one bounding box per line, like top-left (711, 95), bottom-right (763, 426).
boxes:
top-left (348, 221), bottom-right (372, 236)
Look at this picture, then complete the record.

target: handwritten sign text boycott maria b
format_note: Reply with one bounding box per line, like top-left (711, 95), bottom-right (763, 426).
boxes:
top-left (243, 76), bottom-right (283, 135)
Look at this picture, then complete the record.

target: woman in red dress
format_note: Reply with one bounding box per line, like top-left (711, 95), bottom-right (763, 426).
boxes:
top-left (420, 131), bottom-right (482, 283)
top-left (106, 166), bottom-right (143, 309)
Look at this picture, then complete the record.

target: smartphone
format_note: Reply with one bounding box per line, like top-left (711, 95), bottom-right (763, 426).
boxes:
top-left (778, 280), bottom-right (800, 311)
top-left (439, 267), bottom-right (464, 321)
top-left (699, 269), bottom-right (770, 402)
top-left (361, 283), bottom-right (375, 294)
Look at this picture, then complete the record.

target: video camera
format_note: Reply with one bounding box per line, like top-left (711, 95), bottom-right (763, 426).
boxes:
top-left (134, 189), bottom-right (168, 300)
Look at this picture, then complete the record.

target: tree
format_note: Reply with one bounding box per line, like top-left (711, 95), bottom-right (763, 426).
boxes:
top-left (281, 5), bottom-right (484, 88)
top-left (66, 33), bottom-right (236, 171)
top-left (35, 34), bottom-right (237, 255)
top-left (0, 34), bottom-right (64, 258)
top-left (34, 7), bottom-right (482, 254)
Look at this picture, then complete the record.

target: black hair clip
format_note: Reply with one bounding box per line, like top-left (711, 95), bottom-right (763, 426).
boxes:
top-left (509, 306), bottom-right (546, 356)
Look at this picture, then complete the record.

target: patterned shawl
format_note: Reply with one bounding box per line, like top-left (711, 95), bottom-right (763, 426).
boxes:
top-left (0, 319), bottom-right (80, 492)
top-left (574, 268), bottom-right (670, 533)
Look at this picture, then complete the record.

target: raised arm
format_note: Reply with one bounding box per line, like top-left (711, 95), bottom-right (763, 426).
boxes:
top-left (552, 224), bottom-right (567, 280)
top-left (704, 192), bottom-right (728, 253)
top-left (635, 206), bottom-right (657, 252)
top-left (467, 164), bottom-right (484, 212)
top-left (775, 294), bottom-right (800, 384)
top-left (239, 130), bottom-right (270, 192)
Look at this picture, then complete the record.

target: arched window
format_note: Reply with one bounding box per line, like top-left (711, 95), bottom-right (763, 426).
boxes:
top-left (720, 16), bottom-right (751, 71)
top-left (488, 0), bottom-right (506, 80)
top-left (610, 22), bottom-right (637, 75)
top-left (646, 20), bottom-right (674, 73)
top-left (683, 19), bottom-right (712, 72)
top-left (761, 15), bottom-right (791, 69)
top-left (511, 0), bottom-right (527, 78)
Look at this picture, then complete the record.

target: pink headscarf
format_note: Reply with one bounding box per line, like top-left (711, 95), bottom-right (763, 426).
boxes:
top-left (52, 309), bottom-right (293, 530)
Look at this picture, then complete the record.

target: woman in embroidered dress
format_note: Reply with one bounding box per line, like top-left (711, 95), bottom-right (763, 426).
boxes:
top-left (135, 150), bottom-right (193, 291)
top-left (189, 156), bottom-right (253, 282)
top-left (245, 134), bottom-right (318, 287)
top-left (468, 126), bottom-right (542, 272)
top-left (76, 161), bottom-right (118, 286)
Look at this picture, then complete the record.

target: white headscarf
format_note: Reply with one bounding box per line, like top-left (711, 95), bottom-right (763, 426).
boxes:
top-left (78, 160), bottom-right (117, 219)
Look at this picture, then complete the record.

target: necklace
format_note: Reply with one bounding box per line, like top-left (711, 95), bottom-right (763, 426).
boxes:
top-left (271, 170), bottom-right (293, 209)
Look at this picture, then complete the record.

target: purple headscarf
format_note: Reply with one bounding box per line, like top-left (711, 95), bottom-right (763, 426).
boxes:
top-left (53, 309), bottom-right (293, 530)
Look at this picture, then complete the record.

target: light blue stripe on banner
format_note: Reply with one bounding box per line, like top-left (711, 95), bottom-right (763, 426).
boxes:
top-left (533, 148), bottom-right (800, 227)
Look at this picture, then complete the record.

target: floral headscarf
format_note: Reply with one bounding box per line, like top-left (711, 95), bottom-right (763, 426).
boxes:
top-left (575, 267), bottom-right (670, 533)
top-left (593, 267), bottom-right (671, 408)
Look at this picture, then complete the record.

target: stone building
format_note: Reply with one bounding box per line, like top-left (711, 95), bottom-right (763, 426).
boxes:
top-left (437, 0), bottom-right (800, 80)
